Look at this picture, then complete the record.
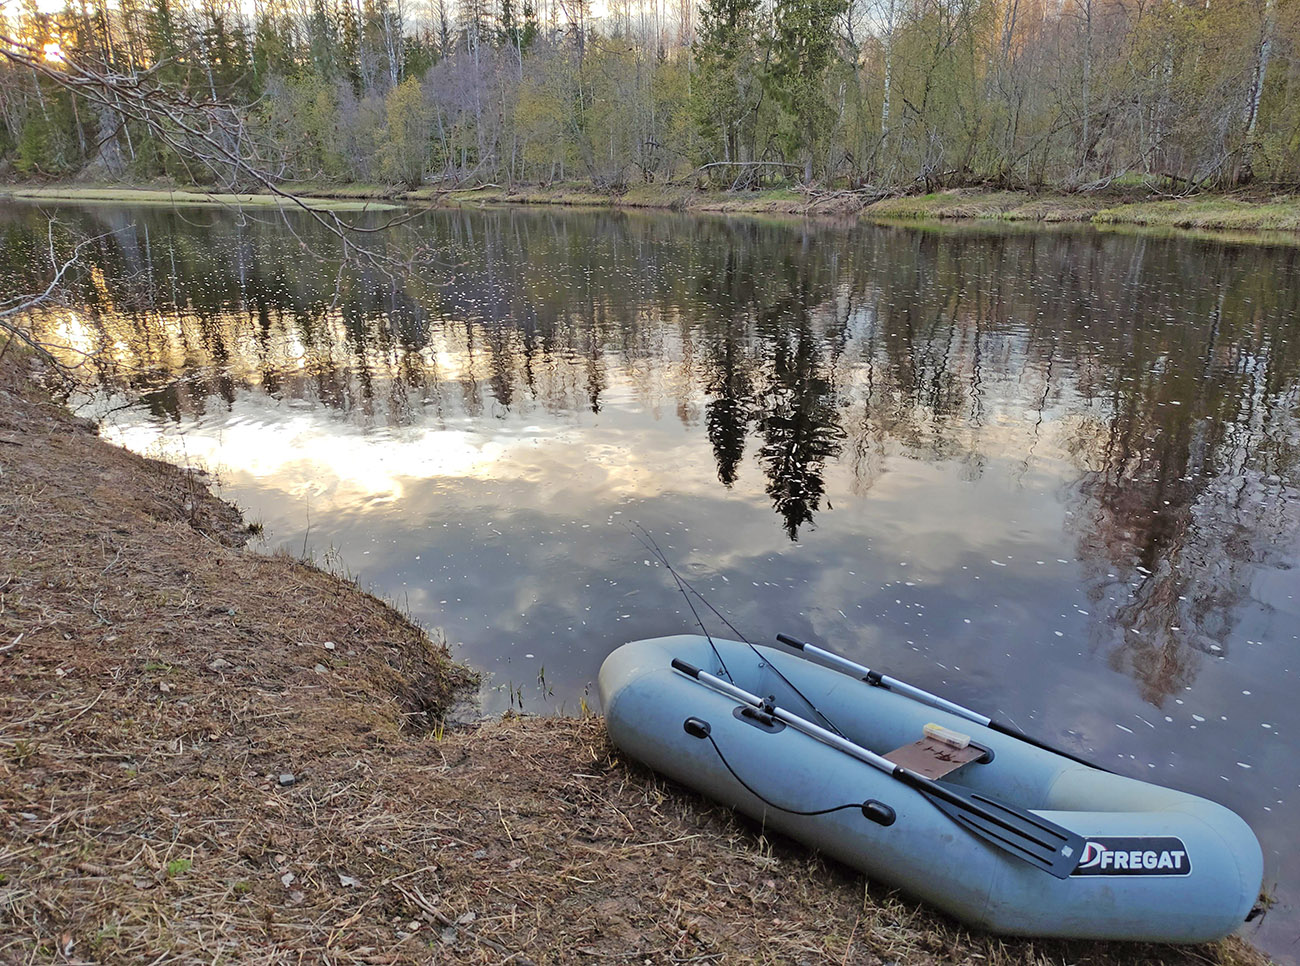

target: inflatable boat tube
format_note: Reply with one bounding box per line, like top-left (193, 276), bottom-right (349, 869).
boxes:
top-left (598, 635), bottom-right (1263, 942)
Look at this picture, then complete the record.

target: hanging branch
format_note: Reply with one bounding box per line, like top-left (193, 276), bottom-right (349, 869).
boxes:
top-left (0, 220), bottom-right (109, 383)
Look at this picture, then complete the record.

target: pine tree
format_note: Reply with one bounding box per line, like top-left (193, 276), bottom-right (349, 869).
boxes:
top-left (768, 0), bottom-right (846, 182)
top-left (692, 0), bottom-right (763, 166)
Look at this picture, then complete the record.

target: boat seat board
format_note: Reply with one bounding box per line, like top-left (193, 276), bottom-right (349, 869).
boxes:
top-left (885, 736), bottom-right (985, 780)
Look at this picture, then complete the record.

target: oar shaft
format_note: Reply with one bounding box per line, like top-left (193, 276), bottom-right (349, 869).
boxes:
top-left (776, 634), bottom-right (1107, 773)
top-left (777, 634), bottom-right (989, 725)
top-left (671, 657), bottom-right (1084, 877)
top-left (672, 658), bottom-right (903, 779)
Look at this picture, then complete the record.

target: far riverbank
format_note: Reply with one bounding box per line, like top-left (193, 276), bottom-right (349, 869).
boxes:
top-left (6, 181), bottom-right (1300, 234)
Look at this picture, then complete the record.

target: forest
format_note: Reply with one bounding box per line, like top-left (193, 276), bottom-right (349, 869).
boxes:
top-left (0, 0), bottom-right (1297, 195)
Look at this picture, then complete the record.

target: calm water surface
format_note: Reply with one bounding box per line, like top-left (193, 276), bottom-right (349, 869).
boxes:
top-left (6, 202), bottom-right (1299, 957)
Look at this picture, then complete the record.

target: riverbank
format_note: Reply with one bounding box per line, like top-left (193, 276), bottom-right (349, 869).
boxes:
top-left (6, 181), bottom-right (1300, 233)
top-left (0, 186), bottom-right (402, 211)
top-left (320, 181), bottom-right (1300, 231)
top-left (0, 352), bottom-right (1272, 965)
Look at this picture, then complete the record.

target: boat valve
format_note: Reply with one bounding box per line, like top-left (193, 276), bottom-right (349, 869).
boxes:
top-left (683, 717), bottom-right (712, 740)
top-left (861, 800), bottom-right (897, 827)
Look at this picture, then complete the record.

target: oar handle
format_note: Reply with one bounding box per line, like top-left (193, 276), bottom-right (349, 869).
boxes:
top-left (671, 658), bottom-right (703, 678)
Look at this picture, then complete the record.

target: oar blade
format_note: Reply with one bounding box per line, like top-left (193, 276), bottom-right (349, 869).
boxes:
top-left (923, 784), bottom-right (1084, 880)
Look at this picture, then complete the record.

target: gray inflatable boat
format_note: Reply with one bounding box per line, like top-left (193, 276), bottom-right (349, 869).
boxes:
top-left (598, 635), bottom-right (1262, 942)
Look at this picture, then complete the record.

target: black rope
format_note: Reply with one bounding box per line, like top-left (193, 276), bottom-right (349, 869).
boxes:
top-left (703, 730), bottom-right (865, 817)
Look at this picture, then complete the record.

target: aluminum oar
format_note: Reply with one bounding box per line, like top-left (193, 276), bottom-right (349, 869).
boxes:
top-left (775, 634), bottom-right (1109, 772)
top-left (671, 658), bottom-right (1085, 879)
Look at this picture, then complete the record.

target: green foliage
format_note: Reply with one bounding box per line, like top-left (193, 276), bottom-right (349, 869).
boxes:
top-left (692, 0), bottom-right (764, 166)
top-left (14, 95), bottom-right (78, 175)
top-left (6, 0), bottom-right (1300, 191)
top-left (768, 0), bottom-right (848, 179)
top-left (382, 77), bottom-right (431, 187)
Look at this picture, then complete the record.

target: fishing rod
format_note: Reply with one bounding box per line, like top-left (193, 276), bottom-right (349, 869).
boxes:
top-left (774, 634), bottom-right (1110, 773)
top-left (625, 524), bottom-right (732, 682)
top-left (627, 523), bottom-right (845, 737)
top-left (671, 658), bottom-right (1085, 879)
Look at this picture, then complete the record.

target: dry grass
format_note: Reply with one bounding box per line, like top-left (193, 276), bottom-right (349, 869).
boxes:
top-left (0, 351), bottom-right (1274, 964)
top-left (860, 189), bottom-right (1300, 233)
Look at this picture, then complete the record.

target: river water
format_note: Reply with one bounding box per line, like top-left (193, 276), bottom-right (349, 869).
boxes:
top-left (5, 201), bottom-right (1298, 957)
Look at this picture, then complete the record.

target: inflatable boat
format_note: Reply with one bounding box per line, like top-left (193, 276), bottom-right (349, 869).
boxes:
top-left (598, 634), bottom-right (1263, 942)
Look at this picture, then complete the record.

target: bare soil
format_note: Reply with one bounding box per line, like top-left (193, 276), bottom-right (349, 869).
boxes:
top-left (0, 353), bottom-right (1272, 964)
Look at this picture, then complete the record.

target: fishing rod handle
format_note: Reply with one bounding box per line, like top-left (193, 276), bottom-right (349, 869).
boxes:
top-left (671, 658), bottom-right (702, 678)
top-left (777, 635), bottom-right (990, 727)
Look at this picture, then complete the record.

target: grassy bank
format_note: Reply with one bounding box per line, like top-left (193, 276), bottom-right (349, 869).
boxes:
top-left (0, 185), bottom-right (402, 211)
top-left (6, 180), bottom-right (1300, 233)
top-left (1090, 197), bottom-right (1300, 231)
top-left (449, 184), bottom-right (1300, 234)
top-left (863, 190), bottom-right (1105, 222)
top-left (0, 352), bottom-right (1273, 964)
top-left (862, 188), bottom-right (1300, 231)
top-left (434, 182), bottom-right (1300, 231)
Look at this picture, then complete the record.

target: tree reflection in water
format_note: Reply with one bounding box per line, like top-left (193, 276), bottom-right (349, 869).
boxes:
top-left (9, 203), bottom-right (1300, 957)
top-left (7, 204), bottom-right (1300, 710)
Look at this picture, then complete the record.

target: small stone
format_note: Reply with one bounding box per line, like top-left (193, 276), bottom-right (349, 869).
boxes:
top-left (280, 871), bottom-right (295, 887)
top-left (323, 641), bottom-right (335, 650)
top-left (313, 664), bottom-right (327, 674)
top-left (209, 658), bottom-right (234, 671)
top-left (278, 773), bottom-right (296, 786)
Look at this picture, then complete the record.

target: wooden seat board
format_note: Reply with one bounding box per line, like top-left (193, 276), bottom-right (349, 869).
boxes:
top-left (885, 736), bottom-right (985, 780)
